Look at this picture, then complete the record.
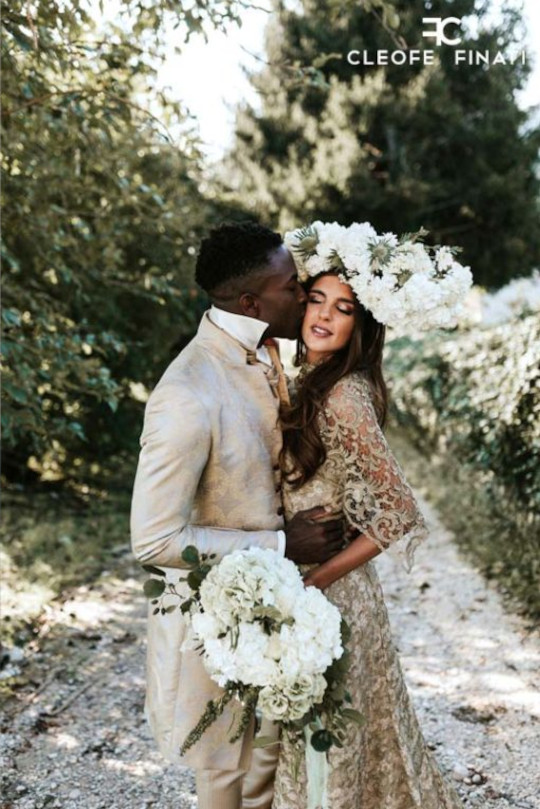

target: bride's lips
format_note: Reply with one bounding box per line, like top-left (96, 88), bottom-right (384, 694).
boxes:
top-left (311, 325), bottom-right (333, 337)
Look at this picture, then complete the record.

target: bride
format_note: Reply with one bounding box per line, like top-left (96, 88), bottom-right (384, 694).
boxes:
top-left (272, 259), bottom-right (464, 808)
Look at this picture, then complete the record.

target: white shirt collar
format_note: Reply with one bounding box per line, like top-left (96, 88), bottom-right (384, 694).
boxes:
top-left (209, 306), bottom-right (270, 360)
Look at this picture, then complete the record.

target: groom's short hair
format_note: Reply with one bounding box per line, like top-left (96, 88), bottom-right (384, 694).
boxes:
top-left (195, 222), bottom-right (283, 295)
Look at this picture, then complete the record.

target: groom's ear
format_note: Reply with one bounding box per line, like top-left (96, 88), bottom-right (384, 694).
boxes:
top-left (239, 291), bottom-right (260, 319)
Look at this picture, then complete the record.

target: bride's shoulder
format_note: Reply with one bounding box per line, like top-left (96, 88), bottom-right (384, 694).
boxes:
top-left (325, 371), bottom-right (374, 415)
top-left (327, 370), bottom-right (372, 399)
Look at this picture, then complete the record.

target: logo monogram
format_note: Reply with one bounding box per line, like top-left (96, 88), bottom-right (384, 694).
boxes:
top-left (422, 17), bottom-right (462, 47)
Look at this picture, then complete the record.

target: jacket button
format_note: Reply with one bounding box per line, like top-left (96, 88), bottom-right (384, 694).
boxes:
top-left (277, 506), bottom-right (284, 516)
top-left (275, 484), bottom-right (281, 493)
top-left (273, 463), bottom-right (280, 471)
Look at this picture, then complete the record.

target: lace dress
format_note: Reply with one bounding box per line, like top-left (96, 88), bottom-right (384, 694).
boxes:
top-left (273, 370), bottom-right (462, 809)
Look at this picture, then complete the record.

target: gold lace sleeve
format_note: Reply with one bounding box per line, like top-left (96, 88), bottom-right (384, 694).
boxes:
top-left (322, 374), bottom-right (428, 569)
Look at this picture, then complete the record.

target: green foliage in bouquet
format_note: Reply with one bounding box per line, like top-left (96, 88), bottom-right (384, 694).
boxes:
top-left (142, 545), bottom-right (215, 617)
top-left (385, 313), bottom-right (540, 617)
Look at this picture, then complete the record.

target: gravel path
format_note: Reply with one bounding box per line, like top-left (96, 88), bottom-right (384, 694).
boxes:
top-left (1, 497), bottom-right (539, 809)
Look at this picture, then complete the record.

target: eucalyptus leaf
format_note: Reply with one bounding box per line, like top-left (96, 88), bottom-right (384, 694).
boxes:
top-left (143, 578), bottom-right (166, 599)
top-left (310, 729), bottom-right (333, 753)
top-left (187, 570), bottom-right (204, 591)
top-left (142, 564), bottom-right (166, 577)
top-left (342, 708), bottom-right (366, 726)
top-left (181, 546), bottom-right (200, 566)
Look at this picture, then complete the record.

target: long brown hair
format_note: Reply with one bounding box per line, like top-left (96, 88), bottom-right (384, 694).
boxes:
top-left (280, 272), bottom-right (387, 488)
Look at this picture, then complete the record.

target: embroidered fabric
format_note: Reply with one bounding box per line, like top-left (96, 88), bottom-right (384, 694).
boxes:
top-left (324, 372), bottom-right (428, 568)
top-left (272, 369), bottom-right (462, 809)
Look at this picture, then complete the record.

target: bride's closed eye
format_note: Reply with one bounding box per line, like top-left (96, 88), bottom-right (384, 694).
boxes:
top-left (308, 294), bottom-right (354, 315)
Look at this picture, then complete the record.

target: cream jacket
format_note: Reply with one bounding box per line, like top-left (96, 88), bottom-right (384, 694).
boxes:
top-left (131, 312), bottom-right (284, 770)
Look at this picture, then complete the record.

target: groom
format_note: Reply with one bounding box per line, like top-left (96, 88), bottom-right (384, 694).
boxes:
top-left (131, 222), bottom-right (344, 809)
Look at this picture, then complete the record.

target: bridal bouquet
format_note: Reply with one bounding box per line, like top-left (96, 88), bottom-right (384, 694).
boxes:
top-left (284, 221), bottom-right (473, 333)
top-left (143, 546), bottom-right (362, 757)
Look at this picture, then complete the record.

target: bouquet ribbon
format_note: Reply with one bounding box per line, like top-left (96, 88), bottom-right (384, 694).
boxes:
top-left (304, 724), bottom-right (329, 809)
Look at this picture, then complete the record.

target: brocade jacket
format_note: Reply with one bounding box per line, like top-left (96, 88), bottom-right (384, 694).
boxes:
top-left (130, 312), bottom-right (284, 770)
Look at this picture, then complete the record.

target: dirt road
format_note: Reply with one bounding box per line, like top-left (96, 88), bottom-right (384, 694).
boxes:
top-left (1, 498), bottom-right (538, 809)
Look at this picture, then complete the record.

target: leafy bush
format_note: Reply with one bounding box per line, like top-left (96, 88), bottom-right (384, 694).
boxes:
top-left (385, 314), bottom-right (540, 617)
top-left (0, 2), bottom-right (224, 489)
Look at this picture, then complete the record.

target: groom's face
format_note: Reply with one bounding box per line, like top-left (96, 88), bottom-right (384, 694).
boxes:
top-left (255, 246), bottom-right (307, 340)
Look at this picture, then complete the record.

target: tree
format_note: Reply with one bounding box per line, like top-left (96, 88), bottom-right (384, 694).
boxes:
top-left (0, 1), bottom-right (231, 487)
top-left (227, 0), bottom-right (540, 287)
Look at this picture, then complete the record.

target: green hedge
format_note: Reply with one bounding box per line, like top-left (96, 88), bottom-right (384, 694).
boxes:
top-left (385, 314), bottom-right (540, 617)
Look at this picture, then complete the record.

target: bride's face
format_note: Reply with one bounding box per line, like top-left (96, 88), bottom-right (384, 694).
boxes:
top-left (301, 274), bottom-right (356, 364)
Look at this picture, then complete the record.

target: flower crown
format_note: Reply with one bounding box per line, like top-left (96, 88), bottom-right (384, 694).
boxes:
top-left (284, 221), bottom-right (473, 333)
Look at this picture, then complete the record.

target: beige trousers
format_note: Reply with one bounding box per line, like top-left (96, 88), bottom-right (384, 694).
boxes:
top-left (195, 718), bottom-right (280, 809)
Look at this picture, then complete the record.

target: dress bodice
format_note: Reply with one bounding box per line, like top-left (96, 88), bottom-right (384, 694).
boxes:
top-left (282, 368), bottom-right (428, 568)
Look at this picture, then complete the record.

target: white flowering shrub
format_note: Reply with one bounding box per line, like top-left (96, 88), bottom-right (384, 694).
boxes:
top-left (480, 271), bottom-right (540, 325)
top-left (385, 313), bottom-right (540, 616)
top-left (459, 271), bottom-right (540, 328)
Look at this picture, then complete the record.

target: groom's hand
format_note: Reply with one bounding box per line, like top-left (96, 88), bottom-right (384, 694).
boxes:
top-left (284, 506), bottom-right (344, 564)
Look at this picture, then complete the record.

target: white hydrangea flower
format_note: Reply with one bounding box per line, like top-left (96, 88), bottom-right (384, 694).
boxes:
top-left (186, 548), bottom-right (344, 725)
top-left (305, 254), bottom-right (328, 277)
top-left (285, 221), bottom-right (472, 333)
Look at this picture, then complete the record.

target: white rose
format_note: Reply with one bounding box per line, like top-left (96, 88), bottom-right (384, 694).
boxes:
top-left (286, 697), bottom-right (312, 721)
top-left (287, 673), bottom-right (327, 705)
top-left (258, 685), bottom-right (291, 721)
